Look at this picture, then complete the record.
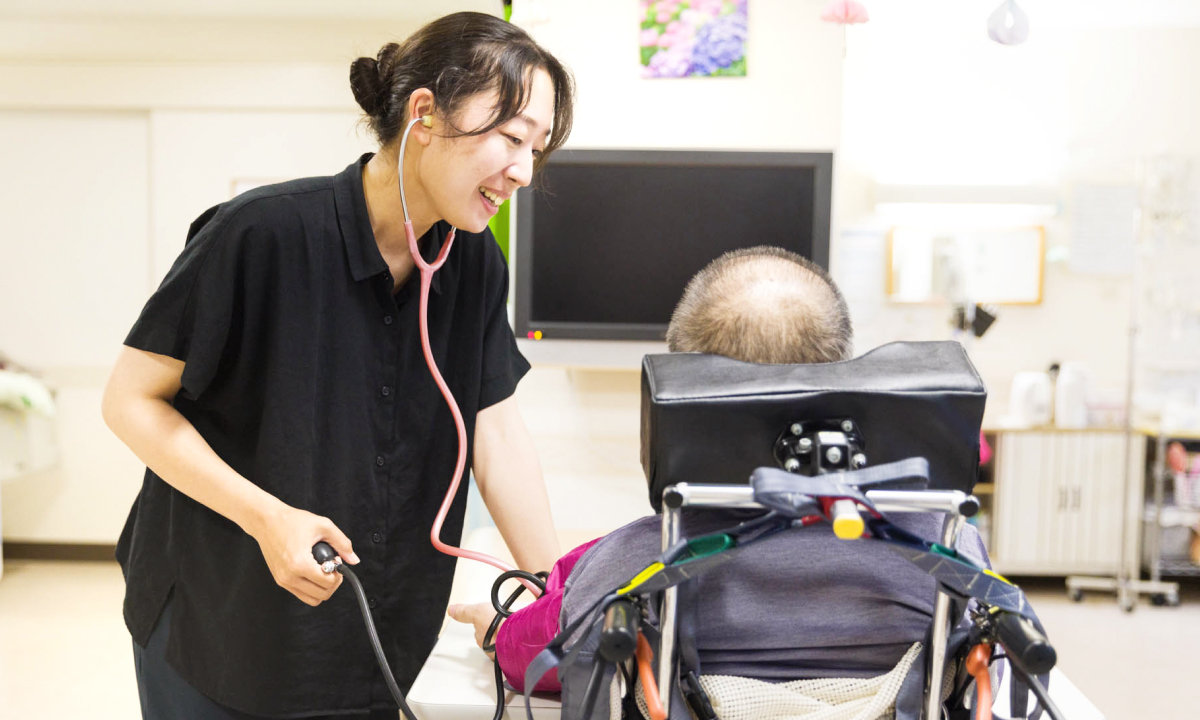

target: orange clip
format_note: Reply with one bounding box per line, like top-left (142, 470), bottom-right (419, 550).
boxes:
top-left (636, 632), bottom-right (667, 720)
top-left (965, 642), bottom-right (993, 720)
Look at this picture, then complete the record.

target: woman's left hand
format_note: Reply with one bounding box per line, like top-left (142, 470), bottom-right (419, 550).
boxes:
top-left (447, 602), bottom-right (500, 655)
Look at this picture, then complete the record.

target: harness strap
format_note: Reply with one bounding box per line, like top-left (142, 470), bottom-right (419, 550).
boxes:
top-left (752, 457), bottom-right (932, 520)
top-left (1010, 669), bottom-right (1030, 719)
top-left (867, 517), bottom-right (1036, 621)
top-left (677, 581), bottom-right (716, 720)
top-left (752, 460), bottom-right (1040, 624)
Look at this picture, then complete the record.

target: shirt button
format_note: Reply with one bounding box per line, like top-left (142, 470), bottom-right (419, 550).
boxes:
top-left (372, 532), bottom-right (383, 543)
top-left (368, 598), bottom-right (378, 609)
top-left (375, 456), bottom-right (385, 467)
top-left (384, 315), bottom-right (394, 325)
top-left (381, 386), bottom-right (390, 397)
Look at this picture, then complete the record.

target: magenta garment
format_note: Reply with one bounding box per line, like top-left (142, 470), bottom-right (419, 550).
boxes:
top-left (496, 537), bottom-right (602, 693)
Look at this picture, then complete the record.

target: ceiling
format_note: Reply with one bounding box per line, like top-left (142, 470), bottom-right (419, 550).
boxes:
top-left (0, 1), bottom-right (502, 22)
top-left (4, 0), bottom-right (1200, 28)
top-left (0, 2), bottom-right (506, 62)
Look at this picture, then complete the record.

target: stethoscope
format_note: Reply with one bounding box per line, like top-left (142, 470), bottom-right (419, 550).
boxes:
top-left (396, 114), bottom-right (537, 584)
top-left (313, 114), bottom-right (540, 720)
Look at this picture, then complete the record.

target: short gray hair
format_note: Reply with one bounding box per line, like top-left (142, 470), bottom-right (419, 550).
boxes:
top-left (665, 246), bottom-right (853, 364)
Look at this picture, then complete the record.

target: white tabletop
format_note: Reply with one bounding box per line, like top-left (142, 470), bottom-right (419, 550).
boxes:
top-left (408, 622), bottom-right (561, 720)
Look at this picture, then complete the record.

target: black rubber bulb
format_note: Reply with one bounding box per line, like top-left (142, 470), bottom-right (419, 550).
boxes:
top-left (313, 541), bottom-right (337, 565)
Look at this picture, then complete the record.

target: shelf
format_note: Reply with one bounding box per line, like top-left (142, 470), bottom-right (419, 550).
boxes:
top-left (515, 338), bottom-right (667, 370)
top-left (983, 426), bottom-right (1128, 434)
top-left (1136, 426), bottom-right (1200, 441)
top-left (1157, 560), bottom-right (1200, 577)
top-left (1144, 506), bottom-right (1200, 526)
top-left (972, 482), bottom-right (994, 495)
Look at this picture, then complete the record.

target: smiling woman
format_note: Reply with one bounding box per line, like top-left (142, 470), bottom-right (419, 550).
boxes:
top-left (353, 11), bottom-right (574, 281)
top-left (350, 14), bottom-right (573, 171)
top-left (100, 10), bottom-right (575, 720)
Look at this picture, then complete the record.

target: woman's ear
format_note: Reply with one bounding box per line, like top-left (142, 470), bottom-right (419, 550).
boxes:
top-left (408, 88), bottom-right (436, 146)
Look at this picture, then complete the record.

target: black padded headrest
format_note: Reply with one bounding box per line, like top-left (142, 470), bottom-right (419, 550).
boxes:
top-left (640, 341), bottom-right (986, 511)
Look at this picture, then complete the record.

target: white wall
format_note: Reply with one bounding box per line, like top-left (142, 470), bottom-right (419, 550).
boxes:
top-left (530, 1), bottom-right (843, 151)
top-left (5, 1), bottom-right (1199, 543)
top-left (835, 4), bottom-right (1200, 425)
top-left (0, 112), bottom-right (151, 542)
top-left (0, 17), bottom-right (390, 542)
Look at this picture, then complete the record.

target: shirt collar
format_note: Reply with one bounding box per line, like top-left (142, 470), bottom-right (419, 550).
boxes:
top-left (334, 152), bottom-right (446, 294)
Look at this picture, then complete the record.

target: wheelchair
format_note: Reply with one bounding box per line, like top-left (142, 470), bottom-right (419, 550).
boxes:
top-left (524, 342), bottom-right (1060, 720)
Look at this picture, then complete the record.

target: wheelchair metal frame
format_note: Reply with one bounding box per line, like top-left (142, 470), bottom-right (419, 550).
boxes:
top-left (656, 483), bottom-right (977, 720)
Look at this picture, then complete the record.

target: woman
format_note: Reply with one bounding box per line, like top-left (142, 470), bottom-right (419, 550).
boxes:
top-left (102, 12), bottom-right (573, 720)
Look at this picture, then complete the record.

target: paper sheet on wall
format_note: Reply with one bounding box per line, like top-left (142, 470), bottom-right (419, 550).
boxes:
top-left (1070, 184), bottom-right (1137, 276)
top-left (833, 230), bottom-right (892, 352)
top-left (833, 230), bottom-right (887, 303)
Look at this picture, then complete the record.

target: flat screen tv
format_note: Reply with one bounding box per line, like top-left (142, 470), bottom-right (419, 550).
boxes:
top-left (513, 149), bottom-right (833, 341)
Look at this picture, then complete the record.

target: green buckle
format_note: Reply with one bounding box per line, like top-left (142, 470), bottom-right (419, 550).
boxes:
top-left (676, 534), bottom-right (736, 564)
top-left (931, 543), bottom-right (959, 560)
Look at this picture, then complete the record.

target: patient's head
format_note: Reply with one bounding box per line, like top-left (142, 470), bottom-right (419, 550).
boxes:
top-left (666, 246), bottom-right (852, 364)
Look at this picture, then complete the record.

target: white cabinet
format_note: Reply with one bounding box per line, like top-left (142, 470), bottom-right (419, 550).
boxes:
top-left (992, 430), bottom-right (1143, 576)
top-left (0, 407), bottom-right (60, 580)
top-left (0, 408), bottom-right (58, 483)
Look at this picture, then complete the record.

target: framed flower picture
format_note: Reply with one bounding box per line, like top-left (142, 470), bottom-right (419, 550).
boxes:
top-left (640, 0), bottom-right (748, 79)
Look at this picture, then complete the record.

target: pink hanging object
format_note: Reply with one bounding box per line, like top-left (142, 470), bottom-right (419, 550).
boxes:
top-left (988, 0), bottom-right (1030, 46)
top-left (979, 431), bottom-right (993, 466)
top-left (1167, 441), bottom-right (1189, 475)
top-left (821, 0), bottom-right (869, 25)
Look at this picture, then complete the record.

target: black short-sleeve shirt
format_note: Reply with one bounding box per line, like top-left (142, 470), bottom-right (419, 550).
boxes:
top-left (115, 154), bottom-right (530, 716)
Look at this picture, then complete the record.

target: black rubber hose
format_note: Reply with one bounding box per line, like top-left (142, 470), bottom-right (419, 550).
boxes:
top-left (578, 656), bottom-right (609, 719)
top-left (484, 581), bottom-right (525, 720)
top-left (337, 565), bottom-right (420, 720)
top-left (483, 569), bottom-right (549, 720)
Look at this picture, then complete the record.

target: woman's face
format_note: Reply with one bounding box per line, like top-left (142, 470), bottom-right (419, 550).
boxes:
top-left (419, 68), bottom-right (555, 234)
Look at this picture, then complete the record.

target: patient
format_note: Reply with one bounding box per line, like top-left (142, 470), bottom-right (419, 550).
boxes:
top-left (448, 246), bottom-right (989, 694)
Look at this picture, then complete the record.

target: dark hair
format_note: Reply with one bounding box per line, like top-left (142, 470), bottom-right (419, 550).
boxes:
top-left (666, 246), bottom-right (853, 364)
top-left (349, 12), bottom-right (574, 172)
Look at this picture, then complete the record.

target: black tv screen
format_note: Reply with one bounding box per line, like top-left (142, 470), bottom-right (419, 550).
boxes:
top-left (513, 149), bottom-right (832, 341)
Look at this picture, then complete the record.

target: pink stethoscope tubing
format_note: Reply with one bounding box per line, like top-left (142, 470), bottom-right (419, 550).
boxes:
top-left (396, 116), bottom-right (539, 596)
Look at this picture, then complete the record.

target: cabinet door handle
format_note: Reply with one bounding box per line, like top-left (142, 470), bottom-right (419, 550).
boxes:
top-left (1072, 487), bottom-right (1082, 510)
top-left (1058, 487), bottom-right (1066, 511)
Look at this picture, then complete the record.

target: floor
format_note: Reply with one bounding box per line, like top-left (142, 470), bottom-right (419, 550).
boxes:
top-left (0, 554), bottom-right (1196, 719)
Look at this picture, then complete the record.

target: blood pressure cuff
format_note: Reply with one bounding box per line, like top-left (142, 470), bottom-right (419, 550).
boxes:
top-left (640, 341), bottom-right (986, 511)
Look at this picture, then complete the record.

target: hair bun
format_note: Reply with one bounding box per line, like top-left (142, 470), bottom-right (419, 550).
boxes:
top-left (349, 56), bottom-right (385, 116)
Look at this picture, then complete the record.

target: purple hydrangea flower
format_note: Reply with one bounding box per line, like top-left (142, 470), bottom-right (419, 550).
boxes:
top-left (644, 43), bottom-right (694, 78)
top-left (689, 10), bottom-right (747, 75)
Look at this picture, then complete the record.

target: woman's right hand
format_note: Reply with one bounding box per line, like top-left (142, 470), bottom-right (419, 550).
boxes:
top-left (250, 501), bottom-right (361, 606)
